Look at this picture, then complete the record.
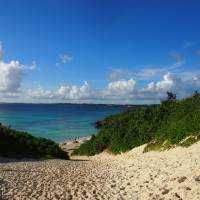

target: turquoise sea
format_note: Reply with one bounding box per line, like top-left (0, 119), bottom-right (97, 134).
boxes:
top-left (0, 103), bottom-right (126, 142)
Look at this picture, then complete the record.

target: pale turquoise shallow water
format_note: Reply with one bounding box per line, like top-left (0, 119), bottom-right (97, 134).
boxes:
top-left (0, 103), bottom-right (126, 142)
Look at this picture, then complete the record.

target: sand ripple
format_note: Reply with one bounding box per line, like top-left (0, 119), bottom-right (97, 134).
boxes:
top-left (1, 142), bottom-right (200, 199)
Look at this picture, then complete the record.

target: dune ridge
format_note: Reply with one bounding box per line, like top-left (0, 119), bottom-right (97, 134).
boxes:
top-left (1, 141), bottom-right (200, 199)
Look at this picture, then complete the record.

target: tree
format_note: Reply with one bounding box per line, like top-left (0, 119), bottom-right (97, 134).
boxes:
top-left (166, 91), bottom-right (176, 101)
top-left (193, 90), bottom-right (199, 97)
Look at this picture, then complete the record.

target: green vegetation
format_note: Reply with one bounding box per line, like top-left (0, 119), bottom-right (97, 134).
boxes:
top-left (73, 92), bottom-right (200, 156)
top-left (0, 124), bottom-right (69, 159)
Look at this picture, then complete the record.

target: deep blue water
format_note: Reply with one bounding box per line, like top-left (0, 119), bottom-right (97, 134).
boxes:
top-left (0, 104), bottom-right (126, 142)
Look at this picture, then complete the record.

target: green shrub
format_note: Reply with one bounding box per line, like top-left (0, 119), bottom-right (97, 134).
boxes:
top-left (73, 94), bottom-right (200, 155)
top-left (0, 124), bottom-right (69, 159)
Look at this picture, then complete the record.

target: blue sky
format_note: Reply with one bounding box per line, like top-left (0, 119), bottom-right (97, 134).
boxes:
top-left (0, 0), bottom-right (200, 104)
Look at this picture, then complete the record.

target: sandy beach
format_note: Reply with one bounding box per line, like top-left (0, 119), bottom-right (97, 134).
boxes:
top-left (1, 141), bottom-right (200, 200)
top-left (59, 136), bottom-right (91, 155)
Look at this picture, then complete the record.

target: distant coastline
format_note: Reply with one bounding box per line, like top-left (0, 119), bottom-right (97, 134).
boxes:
top-left (0, 102), bottom-right (154, 107)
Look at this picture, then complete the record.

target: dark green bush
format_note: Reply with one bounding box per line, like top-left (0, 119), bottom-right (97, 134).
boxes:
top-left (0, 124), bottom-right (69, 159)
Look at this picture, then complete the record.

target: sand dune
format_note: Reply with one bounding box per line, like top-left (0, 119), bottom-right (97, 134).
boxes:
top-left (1, 142), bottom-right (200, 200)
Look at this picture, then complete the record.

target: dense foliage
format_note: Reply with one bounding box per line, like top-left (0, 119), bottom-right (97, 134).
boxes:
top-left (73, 94), bottom-right (200, 156)
top-left (0, 124), bottom-right (69, 159)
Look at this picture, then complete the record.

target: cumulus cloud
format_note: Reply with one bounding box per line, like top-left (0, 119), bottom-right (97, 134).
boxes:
top-left (145, 73), bottom-right (179, 92)
top-left (22, 71), bottom-right (200, 104)
top-left (107, 79), bottom-right (137, 95)
top-left (143, 72), bottom-right (200, 100)
top-left (154, 72), bottom-right (181, 91)
top-left (60, 54), bottom-right (73, 63)
top-left (103, 72), bottom-right (197, 102)
top-left (28, 81), bottom-right (91, 100)
top-left (1, 43), bottom-right (200, 104)
top-left (0, 60), bottom-right (24, 92)
top-left (56, 81), bottom-right (90, 99)
top-left (27, 87), bottom-right (54, 99)
top-left (27, 79), bottom-right (138, 102)
top-left (0, 44), bottom-right (36, 94)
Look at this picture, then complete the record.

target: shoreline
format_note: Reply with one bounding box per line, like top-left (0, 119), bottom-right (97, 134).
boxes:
top-left (59, 136), bottom-right (91, 155)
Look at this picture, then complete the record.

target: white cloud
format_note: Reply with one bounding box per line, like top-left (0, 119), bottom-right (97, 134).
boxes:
top-left (143, 72), bottom-right (200, 100)
top-left (56, 81), bottom-right (90, 99)
top-left (26, 79), bottom-right (138, 102)
top-left (144, 72), bottom-right (181, 94)
top-left (107, 79), bottom-right (137, 95)
top-left (0, 60), bottom-right (24, 92)
top-left (16, 72), bottom-right (200, 104)
top-left (156, 72), bottom-right (181, 91)
top-left (27, 87), bottom-right (54, 99)
top-left (60, 54), bottom-right (73, 63)
top-left (1, 43), bottom-right (200, 104)
top-left (28, 81), bottom-right (91, 100)
top-left (0, 43), bottom-right (36, 95)
top-left (0, 60), bottom-right (36, 94)
top-left (146, 82), bottom-right (155, 91)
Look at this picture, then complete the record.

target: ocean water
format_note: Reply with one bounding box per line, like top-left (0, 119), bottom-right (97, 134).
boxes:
top-left (0, 103), bottom-right (126, 142)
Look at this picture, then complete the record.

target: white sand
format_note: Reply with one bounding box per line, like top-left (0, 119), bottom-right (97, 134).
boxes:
top-left (1, 142), bottom-right (200, 200)
top-left (59, 136), bottom-right (91, 155)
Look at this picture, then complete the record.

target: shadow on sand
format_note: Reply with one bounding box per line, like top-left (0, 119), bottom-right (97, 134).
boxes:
top-left (0, 157), bottom-right (89, 164)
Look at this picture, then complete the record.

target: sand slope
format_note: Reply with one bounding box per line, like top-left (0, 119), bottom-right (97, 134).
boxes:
top-left (1, 142), bottom-right (200, 200)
